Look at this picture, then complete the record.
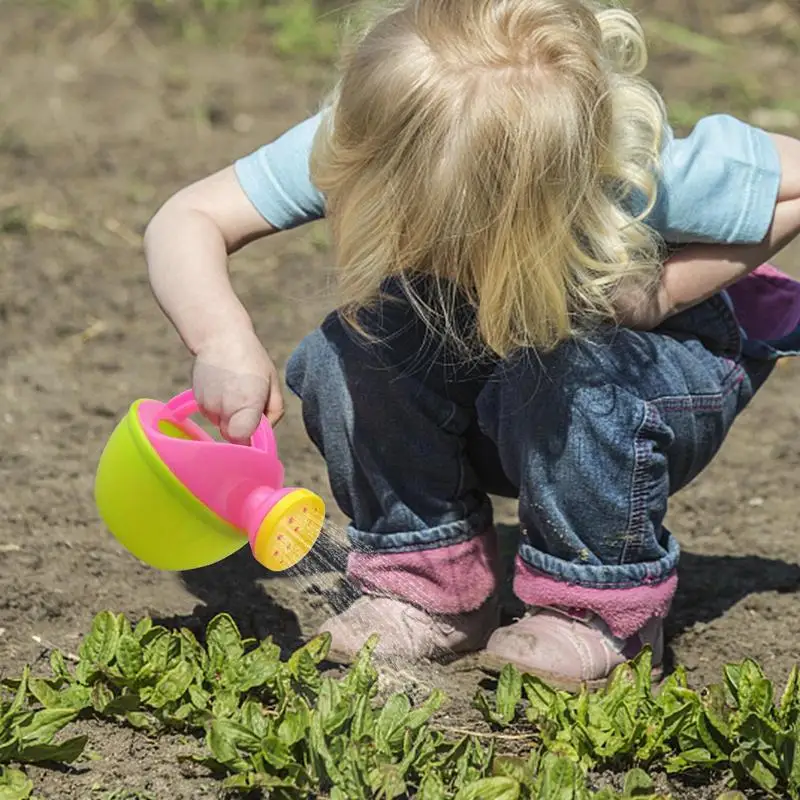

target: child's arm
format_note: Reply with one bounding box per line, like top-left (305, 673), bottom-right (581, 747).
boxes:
top-left (620, 196), bottom-right (800, 329)
top-left (144, 115), bottom-right (325, 442)
top-left (145, 167), bottom-right (283, 442)
top-left (619, 124), bottom-right (800, 329)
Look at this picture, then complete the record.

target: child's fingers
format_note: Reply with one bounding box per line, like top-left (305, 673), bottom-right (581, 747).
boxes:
top-left (265, 377), bottom-right (285, 426)
top-left (223, 406), bottom-right (263, 444)
top-left (220, 377), bottom-right (269, 443)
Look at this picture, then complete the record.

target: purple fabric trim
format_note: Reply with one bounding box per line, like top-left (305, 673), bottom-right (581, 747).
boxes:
top-left (727, 264), bottom-right (800, 341)
top-left (513, 557), bottom-right (677, 639)
top-left (347, 531), bottom-right (500, 614)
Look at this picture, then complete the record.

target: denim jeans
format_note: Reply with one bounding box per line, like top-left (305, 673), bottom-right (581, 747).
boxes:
top-left (286, 271), bottom-right (799, 628)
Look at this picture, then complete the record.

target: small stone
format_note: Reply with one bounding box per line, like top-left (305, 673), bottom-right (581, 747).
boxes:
top-left (233, 113), bottom-right (254, 133)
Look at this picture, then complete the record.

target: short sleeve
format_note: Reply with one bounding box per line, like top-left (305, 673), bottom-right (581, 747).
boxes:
top-left (645, 114), bottom-right (781, 245)
top-left (234, 113), bottom-right (326, 230)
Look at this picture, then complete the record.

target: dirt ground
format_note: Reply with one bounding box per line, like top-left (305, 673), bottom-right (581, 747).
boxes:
top-left (1, 2), bottom-right (799, 797)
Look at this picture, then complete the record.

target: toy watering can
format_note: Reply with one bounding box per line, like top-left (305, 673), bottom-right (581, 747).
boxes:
top-left (94, 390), bottom-right (325, 572)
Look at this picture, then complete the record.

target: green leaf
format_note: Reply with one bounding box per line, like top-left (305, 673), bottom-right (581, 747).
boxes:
top-left (418, 771), bottom-right (447, 800)
top-left (103, 692), bottom-right (142, 716)
top-left (522, 674), bottom-right (560, 721)
top-left (178, 628), bottom-right (206, 666)
top-left (277, 703), bottom-right (310, 746)
top-left (779, 666), bottom-right (800, 728)
top-left (168, 702), bottom-right (196, 723)
top-left (48, 650), bottom-right (70, 682)
top-left (495, 665), bottom-right (522, 726)
top-left (723, 663), bottom-right (742, 706)
top-left (3, 667), bottom-right (29, 723)
top-left (287, 648), bottom-right (322, 693)
top-left (622, 768), bottom-right (655, 797)
top-left (205, 614), bottom-right (244, 666)
top-left (630, 648), bottom-right (655, 695)
top-left (261, 735), bottom-right (292, 770)
top-left (349, 693), bottom-right (375, 743)
top-left (116, 635), bottom-right (144, 679)
top-left (134, 617), bottom-right (153, 640)
top-left (79, 611), bottom-right (120, 668)
top-left (90, 682), bottom-right (115, 714)
top-left (17, 735), bottom-right (88, 764)
top-left (665, 747), bottom-right (718, 773)
top-left (116, 613), bottom-right (133, 638)
top-left (738, 660), bottom-right (774, 719)
top-left (141, 630), bottom-right (173, 676)
top-left (16, 708), bottom-right (78, 745)
top-left (372, 762), bottom-right (407, 799)
top-left (57, 685), bottom-right (91, 711)
top-left (206, 719), bottom-right (258, 773)
top-left (28, 679), bottom-right (61, 709)
top-left (454, 776), bottom-right (520, 800)
top-left (341, 635), bottom-right (379, 698)
top-left (375, 693), bottom-right (411, 752)
top-left (146, 660), bottom-right (194, 709)
top-left (731, 747), bottom-right (780, 793)
top-left (188, 684), bottom-right (211, 711)
top-left (406, 689), bottom-right (447, 731)
top-left (536, 755), bottom-right (585, 800)
top-left (211, 689), bottom-right (239, 720)
top-left (300, 633), bottom-right (331, 665)
top-left (0, 766), bottom-right (34, 800)
top-left (240, 699), bottom-right (271, 740)
top-left (308, 708), bottom-right (343, 784)
top-left (125, 711), bottom-right (154, 732)
top-left (238, 640), bottom-right (281, 692)
top-left (474, 691), bottom-right (508, 729)
top-left (493, 755), bottom-right (536, 786)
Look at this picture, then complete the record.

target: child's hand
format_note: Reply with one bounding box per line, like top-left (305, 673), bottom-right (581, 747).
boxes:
top-left (192, 328), bottom-right (284, 444)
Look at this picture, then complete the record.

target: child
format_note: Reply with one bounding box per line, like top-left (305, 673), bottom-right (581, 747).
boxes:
top-left (144, 0), bottom-right (800, 689)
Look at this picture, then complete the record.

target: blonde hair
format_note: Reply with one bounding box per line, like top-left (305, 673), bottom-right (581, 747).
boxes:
top-left (311, 0), bottom-right (667, 356)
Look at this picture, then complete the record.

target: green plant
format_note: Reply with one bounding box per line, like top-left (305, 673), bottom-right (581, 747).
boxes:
top-left (0, 766), bottom-right (36, 800)
top-left (474, 653), bottom-right (800, 798)
top-left (0, 667), bottom-right (86, 766)
top-left (1, 611), bottom-right (799, 798)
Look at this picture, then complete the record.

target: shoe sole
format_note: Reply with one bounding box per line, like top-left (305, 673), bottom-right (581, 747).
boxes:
top-left (476, 651), bottom-right (664, 693)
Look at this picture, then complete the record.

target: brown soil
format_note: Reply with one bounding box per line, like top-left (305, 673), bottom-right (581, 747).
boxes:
top-left (1, 2), bottom-right (799, 797)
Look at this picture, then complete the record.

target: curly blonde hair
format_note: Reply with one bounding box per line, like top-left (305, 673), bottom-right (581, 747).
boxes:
top-left (310, 0), bottom-right (668, 355)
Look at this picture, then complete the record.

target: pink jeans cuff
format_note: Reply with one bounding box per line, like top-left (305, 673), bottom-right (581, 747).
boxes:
top-left (513, 557), bottom-right (677, 639)
top-left (348, 532), bottom-right (499, 614)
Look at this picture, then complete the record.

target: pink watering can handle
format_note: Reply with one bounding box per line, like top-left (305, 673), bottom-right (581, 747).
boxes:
top-left (154, 390), bottom-right (275, 454)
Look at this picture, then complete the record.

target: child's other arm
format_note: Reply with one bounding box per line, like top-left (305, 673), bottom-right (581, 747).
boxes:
top-left (619, 121), bottom-right (800, 328)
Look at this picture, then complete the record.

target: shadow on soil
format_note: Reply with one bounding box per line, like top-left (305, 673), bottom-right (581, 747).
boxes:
top-left (152, 536), bottom-right (356, 654)
top-left (153, 522), bottom-right (800, 670)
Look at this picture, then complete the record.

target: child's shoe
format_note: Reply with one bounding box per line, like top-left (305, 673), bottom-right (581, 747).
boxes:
top-left (480, 608), bottom-right (663, 691)
top-left (317, 595), bottom-right (500, 664)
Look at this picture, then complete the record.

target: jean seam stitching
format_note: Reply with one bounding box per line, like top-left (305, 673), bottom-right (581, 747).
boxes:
top-left (708, 293), bottom-right (743, 356)
top-left (516, 544), bottom-right (679, 588)
top-left (621, 402), bottom-right (659, 567)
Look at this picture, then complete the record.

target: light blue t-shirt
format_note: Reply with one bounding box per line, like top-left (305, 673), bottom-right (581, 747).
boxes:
top-left (234, 111), bottom-right (781, 245)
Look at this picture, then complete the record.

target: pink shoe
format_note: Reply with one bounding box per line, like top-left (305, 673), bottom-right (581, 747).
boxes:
top-left (480, 608), bottom-right (664, 691)
top-left (318, 595), bottom-right (500, 665)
